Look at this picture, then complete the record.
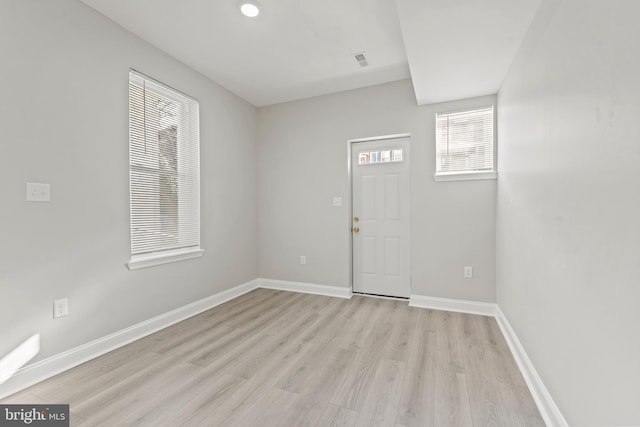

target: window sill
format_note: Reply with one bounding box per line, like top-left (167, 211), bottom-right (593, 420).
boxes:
top-left (434, 171), bottom-right (497, 182)
top-left (127, 248), bottom-right (205, 270)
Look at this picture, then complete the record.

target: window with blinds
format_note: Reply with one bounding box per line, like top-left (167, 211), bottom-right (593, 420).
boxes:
top-left (127, 71), bottom-right (203, 270)
top-left (435, 106), bottom-right (496, 181)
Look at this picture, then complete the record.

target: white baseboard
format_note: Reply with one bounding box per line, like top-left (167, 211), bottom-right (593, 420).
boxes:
top-left (409, 294), bottom-right (497, 317)
top-left (0, 279), bottom-right (259, 400)
top-left (2, 279), bottom-right (566, 427)
top-left (258, 278), bottom-right (352, 299)
top-left (495, 307), bottom-right (568, 427)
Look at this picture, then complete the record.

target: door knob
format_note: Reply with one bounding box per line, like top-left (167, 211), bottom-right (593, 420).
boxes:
top-left (353, 216), bottom-right (359, 222)
top-left (353, 227), bottom-right (360, 233)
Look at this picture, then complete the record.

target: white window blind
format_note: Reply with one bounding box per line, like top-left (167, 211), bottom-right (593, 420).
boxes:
top-left (128, 71), bottom-right (202, 269)
top-left (435, 106), bottom-right (495, 177)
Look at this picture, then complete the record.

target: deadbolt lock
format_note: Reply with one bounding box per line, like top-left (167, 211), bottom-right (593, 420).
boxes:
top-left (353, 216), bottom-right (359, 222)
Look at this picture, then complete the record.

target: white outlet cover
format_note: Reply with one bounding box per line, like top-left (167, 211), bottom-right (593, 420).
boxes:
top-left (332, 196), bottom-right (342, 207)
top-left (464, 266), bottom-right (473, 278)
top-left (53, 298), bottom-right (68, 318)
top-left (26, 183), bottom-right (51, 202)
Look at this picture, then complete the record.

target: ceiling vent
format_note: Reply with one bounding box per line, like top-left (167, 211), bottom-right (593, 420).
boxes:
top-left (354, 52), bottom-right (368, 67)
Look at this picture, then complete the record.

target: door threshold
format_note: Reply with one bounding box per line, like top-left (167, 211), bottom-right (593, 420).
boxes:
top-left (352, 292), bottom-right (409, 301)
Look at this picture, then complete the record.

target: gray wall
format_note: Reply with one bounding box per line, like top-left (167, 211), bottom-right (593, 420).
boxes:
top-left (497, 0), bottom-right (640, 424)
top-left (0, 0), bottom-right (258, 368)
top-left (258, 81), bottom-right (496, 301)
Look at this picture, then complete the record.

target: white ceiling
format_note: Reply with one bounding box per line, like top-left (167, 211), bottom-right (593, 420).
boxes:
top-left (80, 0), bottom-right (541, 107)
top-left (396, 0), bottom-right (542, 105)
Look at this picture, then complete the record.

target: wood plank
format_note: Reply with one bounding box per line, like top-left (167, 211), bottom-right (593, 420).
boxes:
top-left (434, 310), bottom-right (465, 373)
top-left (315, 403), bottom-right (359, 427)
top-left (384, 303), bottom-right (415, 362)
top-left (123, 373), bottom-right (246, 426)
top-left (31, 351), bottom-right (163, 403)
top-left (497, 380), bottom-right (547, 427)
top-left (395, 308), bottom-right (437, 427)
top-left (330, 318), bottom-right (394, 410)
top-left (434, 369), bottom-right (474, 427)
top-left (459, 313), bottom-right (513, 426)
top-left (276, 348), bottom-right (358, 426)
top-left (354, 358), bottom-right (404, 427)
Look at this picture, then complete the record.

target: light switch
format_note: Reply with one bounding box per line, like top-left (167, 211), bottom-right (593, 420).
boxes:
top-left (26, 183), bottom-right (51, 202)
top-left (332, 196), bottom-right (342, 207)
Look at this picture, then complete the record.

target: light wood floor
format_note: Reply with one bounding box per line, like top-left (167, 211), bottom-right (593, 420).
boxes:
top-left (2, 289), bottom-right (545, 426)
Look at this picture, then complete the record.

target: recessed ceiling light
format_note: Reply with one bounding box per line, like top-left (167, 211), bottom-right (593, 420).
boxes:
top-left (240, 1), bottom-right (260, 17)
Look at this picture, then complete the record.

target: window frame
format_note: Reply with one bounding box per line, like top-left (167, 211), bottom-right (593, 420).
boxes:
top-left (357, 147), bottom-right (404, 166)
top-left (433, 105), bottom-right (497, 182)
top-left (126, 70), bottom-right (204, 270)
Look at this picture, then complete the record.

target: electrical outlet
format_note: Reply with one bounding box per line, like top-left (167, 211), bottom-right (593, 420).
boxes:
top-left (53, 298), bottom-right (68, 318)
top-left (464, 266), bottom-right (473, 279)
top-left (300, 256), bottom-right (306, 265)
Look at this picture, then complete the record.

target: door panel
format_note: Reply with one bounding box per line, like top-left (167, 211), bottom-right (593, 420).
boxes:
top-left (384, 174), bottom-right (400, 219)
top-left (361, 175), bottom-right (376, 219)
top-left (352, 137), bottom-right (410, 298)
top-left (361, 237), bottom-right (376, 274)
top-left (385, 237), bottom-right (401, 276)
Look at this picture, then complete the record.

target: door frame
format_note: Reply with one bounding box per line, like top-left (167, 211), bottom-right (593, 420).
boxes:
top-left (347, 133), bottom-right (411, 296)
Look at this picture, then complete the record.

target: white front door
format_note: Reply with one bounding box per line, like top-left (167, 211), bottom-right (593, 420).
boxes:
top-left (351, 136), bottom-right (410, 298)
